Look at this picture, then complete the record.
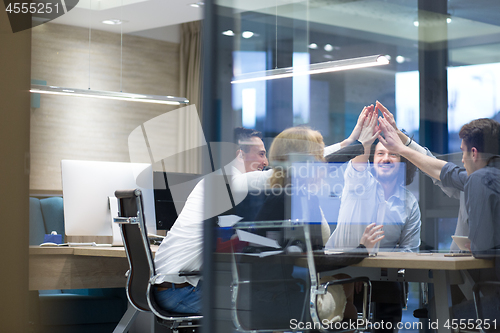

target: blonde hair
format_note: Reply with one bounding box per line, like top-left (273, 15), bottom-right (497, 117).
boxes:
top-left (268, 126), bottom-right (325, 188)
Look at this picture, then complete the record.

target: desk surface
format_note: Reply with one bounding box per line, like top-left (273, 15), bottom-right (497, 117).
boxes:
top-left (349, 252), bottom-right (494, 270)
top-left (29, 247), bottom-right (493, 290)
top-left (29, 245), bottom-right (159, 258)
top-left (30, 246), bottom-right (128, 290)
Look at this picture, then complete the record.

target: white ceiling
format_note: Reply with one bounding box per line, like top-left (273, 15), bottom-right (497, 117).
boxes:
top-left (47, 0), bottom-right (500, 65)
top-left (51, 0), bottom-right (204, 43)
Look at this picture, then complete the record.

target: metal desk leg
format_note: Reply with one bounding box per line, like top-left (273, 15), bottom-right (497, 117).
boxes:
top-left (458, 270), bottom-right (475, 301)
top-left (113, 305), bottom-right (139, 333)
top-left (433, 270), bottom-right (452, 333)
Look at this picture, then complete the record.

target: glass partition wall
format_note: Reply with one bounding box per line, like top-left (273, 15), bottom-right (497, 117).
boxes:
top-left (202, 0), bottom-right (500, 331)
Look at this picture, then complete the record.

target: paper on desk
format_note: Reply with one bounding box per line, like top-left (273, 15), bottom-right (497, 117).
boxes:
top-left (324, 249), bottom-right (345, 255)
top-left (244, 250), bottom-right (284, 258)
top-left (236, 230), bottom-right (281, 249)
top-left (218, 215), bottom-right (243, 227)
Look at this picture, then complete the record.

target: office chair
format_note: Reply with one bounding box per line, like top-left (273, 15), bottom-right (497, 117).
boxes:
top-left (229, 221), bottom-right (372, 333)
top-left (114, 189), bottom-right (202, 333)
top-left (307, 246), bottom-right (372, 333)
top-left (472, 281), bottom-right (500, 333)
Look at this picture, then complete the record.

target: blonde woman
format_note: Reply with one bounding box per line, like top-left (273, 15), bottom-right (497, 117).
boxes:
top-left (253, 125), bottom-right (384, 323)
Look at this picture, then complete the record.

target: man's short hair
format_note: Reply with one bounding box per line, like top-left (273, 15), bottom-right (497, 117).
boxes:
top-left (234, 127), bottom-right (263, 153)
top-left (459, 118), bottom-right (500, 155)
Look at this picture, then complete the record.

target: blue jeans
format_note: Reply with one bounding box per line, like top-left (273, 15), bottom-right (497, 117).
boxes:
top-left (154, 281), bottom-right (202, 314)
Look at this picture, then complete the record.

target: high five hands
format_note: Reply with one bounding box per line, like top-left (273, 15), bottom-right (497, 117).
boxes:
top-left (351, 101), bottom-right (408, 152)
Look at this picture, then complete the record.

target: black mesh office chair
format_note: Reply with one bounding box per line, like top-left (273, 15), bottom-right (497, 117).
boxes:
top-left (114, 189), bottom-right (202, 333)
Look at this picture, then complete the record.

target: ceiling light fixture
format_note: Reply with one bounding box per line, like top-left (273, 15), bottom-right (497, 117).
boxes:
top-left (396, 56), bottom-right (405, 64)
top-left (189, 2), bottom-right (204, 7)
top-left (413, 19), bottom-right (419, 27)
top-left (31, 1), bottom-right (188, 106)
top-left (30, 85), bottom-right (189, 105)
top-left (324, 44), bottom-right (334, 52)
top-left (308, 43), bottom-right (318, 49)
top-left (102, 19), bottom-right (122, 25)
top-left (242, 31), bottom-right (254, 39)
top-left (222, 30), bottom-right (235, 36)
top-left (231, 54), bottom-right (390, 84)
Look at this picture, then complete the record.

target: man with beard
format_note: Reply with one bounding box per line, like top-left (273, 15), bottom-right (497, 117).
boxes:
top-left (326, 105), bottom-right (420, 333)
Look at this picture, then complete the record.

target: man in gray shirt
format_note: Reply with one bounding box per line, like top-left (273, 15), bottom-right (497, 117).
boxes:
top-left (378, 117), bottom-right (500, 257)
top-left (378, 117), bottom-right (500, 321)
top-left (375, 101), bottom-right (468, 252)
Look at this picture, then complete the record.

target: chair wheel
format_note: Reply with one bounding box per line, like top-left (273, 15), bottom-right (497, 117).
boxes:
top-left (413, 308), bottom-right (428, 318)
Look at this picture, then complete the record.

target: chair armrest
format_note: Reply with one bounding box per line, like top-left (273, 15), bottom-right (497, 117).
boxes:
top-left (319, 276), bottom-right (370, 293)
top-left (314, 276), bottom-right (372, 324)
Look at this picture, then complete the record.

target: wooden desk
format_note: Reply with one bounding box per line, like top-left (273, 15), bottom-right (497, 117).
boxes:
top-left (29, 246), bottom-right (158, 290)
top-left (348, 251), bottom-right (493, 270)
top-left (31, 247), bottom-right (494, 333)
top-left (316, 252), bottom-right (493, 333)
top-left (30, 246), bottom-right (160, 333)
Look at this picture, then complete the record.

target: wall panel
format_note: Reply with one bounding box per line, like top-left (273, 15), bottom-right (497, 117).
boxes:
top-left (30, 23), bottom-right (182, 191)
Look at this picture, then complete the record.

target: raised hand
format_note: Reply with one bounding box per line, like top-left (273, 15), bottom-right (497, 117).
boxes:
top-left (376, 100), bottom-right (409, 144)
top-left (377, 116), bottom-right (405, 154)
top-left (376, 101), bottom-right (398, 131)
top-left (344, 106), bottom-right (370, 146)
top-left (358, 105), bottom-right (381, 147)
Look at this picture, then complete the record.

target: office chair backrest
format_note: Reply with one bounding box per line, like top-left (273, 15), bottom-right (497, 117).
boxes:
top-left (115, 189), bottom-right (154, 312)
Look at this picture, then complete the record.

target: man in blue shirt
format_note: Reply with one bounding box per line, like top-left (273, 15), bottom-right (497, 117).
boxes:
top-left (378, 117), bottom-right (500, 321)
top-left (378, 117), bottom-right (500, 257)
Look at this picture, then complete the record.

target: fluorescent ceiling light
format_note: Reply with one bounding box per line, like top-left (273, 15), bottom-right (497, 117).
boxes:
top-left (102, 19), bottom-right (123, 25)
top-left (231, 55), bottom-right (390, 84)
top-left (30, 85), bottom-right (189, 105)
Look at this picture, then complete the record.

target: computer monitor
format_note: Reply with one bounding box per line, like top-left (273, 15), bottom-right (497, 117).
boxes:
top-left (61, 160), bottom-right (156, 239)
top-left (153, 171), bottom-right (201, 230)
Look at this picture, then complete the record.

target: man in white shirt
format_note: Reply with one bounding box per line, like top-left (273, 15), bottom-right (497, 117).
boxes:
top-left (325, 104), bottom-right (420, 333)
top-left (326, 105), bottom-right (421, 252)
top-left (153, 128), bottom-right (268, 314)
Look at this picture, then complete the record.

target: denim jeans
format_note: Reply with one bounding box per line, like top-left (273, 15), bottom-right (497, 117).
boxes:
top-left (154, 281), bottom-right (202, 314)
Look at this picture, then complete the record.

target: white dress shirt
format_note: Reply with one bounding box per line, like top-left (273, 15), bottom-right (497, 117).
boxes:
top-left (325, 161), bottom-right (421, 252)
